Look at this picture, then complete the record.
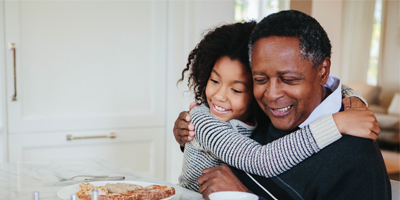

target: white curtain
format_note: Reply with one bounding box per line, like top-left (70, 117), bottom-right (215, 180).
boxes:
top-left (378, 0), bottom-right (400, 108)
top-left (340, 0), bottom-right (376, 84)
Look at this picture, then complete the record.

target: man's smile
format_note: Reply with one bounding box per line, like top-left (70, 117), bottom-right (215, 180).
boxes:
top-left (268, 105), bottom-right (293, 117)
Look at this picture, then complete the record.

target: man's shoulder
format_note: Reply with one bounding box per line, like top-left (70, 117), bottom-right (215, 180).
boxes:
top-left (329, 135), bottom-right (381, 156)
top-left (274, 135), bottom-right (390, 200)
top-left (314, 135), bottom-right (385, 167)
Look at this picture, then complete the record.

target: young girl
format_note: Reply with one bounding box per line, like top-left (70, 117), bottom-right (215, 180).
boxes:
top-left (177, 21), bottom-right (376, 192)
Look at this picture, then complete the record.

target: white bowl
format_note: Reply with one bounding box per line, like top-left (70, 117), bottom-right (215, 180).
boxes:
top-left (209, 191), bottom-right (258, 200)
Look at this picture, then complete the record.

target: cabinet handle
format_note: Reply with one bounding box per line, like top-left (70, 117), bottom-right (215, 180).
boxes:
top-left (66, 132), bottom-right (117, 141)
top-left (9, 43), bottom-right (17, 101)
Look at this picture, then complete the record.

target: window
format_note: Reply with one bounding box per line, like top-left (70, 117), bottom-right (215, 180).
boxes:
top-left (367, 0), bottom-right (383, 86)
top-left (235, 0), bottom-right (289, 22)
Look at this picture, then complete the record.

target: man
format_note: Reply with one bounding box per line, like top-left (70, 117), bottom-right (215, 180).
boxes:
top-left (174, 10), bottom-right (390, 199)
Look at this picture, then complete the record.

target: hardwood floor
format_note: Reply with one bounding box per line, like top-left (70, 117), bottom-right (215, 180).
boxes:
top-left (381, 149), bottom-right (400, 181)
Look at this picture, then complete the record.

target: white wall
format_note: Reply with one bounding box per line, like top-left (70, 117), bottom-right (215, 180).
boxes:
top-left (0, 0), bottom-right (6, 163)
top-left (0, 0), bottom-right (235, 176)
top-left (165, 0), bottom-right (235, 184)
top-left (312, 0), bottom-right (344, 78)
top-left (378, 0), bottom-right (400, 107)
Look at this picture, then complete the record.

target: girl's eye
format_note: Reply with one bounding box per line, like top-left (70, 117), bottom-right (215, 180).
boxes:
top-left (232, 89), bottom-right (242, 93)
top-left (210, 79), bottom-right (219, 84)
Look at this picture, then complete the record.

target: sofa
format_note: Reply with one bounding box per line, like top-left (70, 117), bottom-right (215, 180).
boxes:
top-left (347, 83), bottom-right (400, 150)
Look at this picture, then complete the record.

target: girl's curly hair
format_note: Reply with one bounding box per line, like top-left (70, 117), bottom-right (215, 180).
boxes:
top-left (178, 21), bottom-right (257, 106)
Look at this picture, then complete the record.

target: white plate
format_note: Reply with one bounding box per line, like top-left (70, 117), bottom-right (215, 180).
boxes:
top-left (57, 181), bottom-right (175, 200)
top-left (209, 191), bottom-right (258, 200)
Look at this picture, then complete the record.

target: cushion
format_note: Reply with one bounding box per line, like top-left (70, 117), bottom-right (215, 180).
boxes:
top-left (388, 93), bottom-right (400, 115)
top-left (347, 82), bottom-right (381, 105)
top-left (375, 113), bottom-right (400, 130)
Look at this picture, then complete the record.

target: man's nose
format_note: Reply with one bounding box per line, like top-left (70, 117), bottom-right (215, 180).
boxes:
top-left (265, 81), bottom-right (284, 102)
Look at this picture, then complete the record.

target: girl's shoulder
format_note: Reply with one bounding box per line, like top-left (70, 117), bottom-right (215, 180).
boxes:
top-left (189, 104), bottom-right (210, 115)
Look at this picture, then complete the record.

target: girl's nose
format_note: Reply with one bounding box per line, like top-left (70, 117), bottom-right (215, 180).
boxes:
top-left (214, 88), bottom-right (228, 102)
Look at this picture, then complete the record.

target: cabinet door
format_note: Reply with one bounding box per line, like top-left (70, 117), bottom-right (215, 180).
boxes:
top-left (9, 128), bottom-right (165, 179)
top-left (5, 0), bottom-right (166, 132)
top-left (4, 0), bottom-right (167, 178)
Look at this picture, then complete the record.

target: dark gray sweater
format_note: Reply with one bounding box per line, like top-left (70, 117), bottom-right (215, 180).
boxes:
top-left (231, 111), bottom-right (391, 200)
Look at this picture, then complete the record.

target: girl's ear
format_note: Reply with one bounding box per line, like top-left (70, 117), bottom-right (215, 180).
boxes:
top-left (318, 57), bottom-right (331, 86)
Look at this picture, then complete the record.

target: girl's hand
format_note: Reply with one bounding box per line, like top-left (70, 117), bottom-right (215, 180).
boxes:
top-left (333, 108), bottom-right (380, 141)
top-left (342, 97), bottom-right (367, 110)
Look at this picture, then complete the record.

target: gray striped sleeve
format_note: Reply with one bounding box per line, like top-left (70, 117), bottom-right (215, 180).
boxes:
top-left (190, 104), bottom-right (340, 178)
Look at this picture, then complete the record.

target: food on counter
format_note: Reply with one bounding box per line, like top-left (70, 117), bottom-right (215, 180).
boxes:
top-left (105, 183), bottom-right (143, 194)
top-left (76, 182), bottom-right (175, 200)
top-left (77, 183), bottom-right (109, 196)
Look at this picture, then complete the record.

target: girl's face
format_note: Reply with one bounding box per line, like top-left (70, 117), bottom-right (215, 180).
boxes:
top-left (206, 56), bottom-right (253, 122)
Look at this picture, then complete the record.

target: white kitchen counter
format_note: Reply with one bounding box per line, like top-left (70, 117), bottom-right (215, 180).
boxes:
top-left (0, 158), bottom-right (203, 200)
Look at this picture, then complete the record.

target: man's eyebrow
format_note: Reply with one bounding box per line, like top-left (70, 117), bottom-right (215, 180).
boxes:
top-left (276, 70), bottom-right (301, 76)
top-left (252, 71), bottom-right (265, 76)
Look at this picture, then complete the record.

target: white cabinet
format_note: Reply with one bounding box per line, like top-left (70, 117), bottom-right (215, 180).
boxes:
top-left (3, 0), bottom-right (167, 179)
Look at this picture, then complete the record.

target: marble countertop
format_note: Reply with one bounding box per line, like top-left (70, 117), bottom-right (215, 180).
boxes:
top-left (0, 158), bottom-right (203, 200)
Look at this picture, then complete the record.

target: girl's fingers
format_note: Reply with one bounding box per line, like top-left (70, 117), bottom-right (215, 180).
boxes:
top-left (342, 98), bottom-right (351, 110)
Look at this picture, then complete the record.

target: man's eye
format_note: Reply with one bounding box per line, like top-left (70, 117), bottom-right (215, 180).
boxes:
top-left (232, 89), bottom-right (242, 93)
top-left (282, 79), bottom-right (294, 83)
top-left (254, 78), bottom-right (267, 84)
top-left (281, 78), bottom-right (298, 84)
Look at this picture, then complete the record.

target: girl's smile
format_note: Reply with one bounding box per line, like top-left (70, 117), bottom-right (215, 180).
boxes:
top-left (212, 103), bottom-right (231, 114)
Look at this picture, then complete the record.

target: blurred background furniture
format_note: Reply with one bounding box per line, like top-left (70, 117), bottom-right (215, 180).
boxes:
top-left (373, 92), bottom-right (400, 150)
top-left (347, 83), bottom-right (400, 151)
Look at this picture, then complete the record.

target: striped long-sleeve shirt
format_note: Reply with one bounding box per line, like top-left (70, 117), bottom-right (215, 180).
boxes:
top-left (178, 104), bottom-right (342, 192)
top-left (178, 85), bottom-right (366, 192)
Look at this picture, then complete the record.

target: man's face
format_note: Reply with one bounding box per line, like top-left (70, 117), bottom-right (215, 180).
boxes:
top-left (251, 36), bottom-right (329, 130)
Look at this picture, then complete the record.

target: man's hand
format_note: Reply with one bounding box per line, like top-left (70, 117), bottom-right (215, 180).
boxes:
top-left (342, 97), bottom-right (367, 110)
top-left (197, 165), bottom-right (248, 200)
top-left (173, 102), bottom-right (197, 147)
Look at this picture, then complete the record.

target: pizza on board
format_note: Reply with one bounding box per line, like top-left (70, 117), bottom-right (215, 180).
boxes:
top-left (76, 182), bottom-right (175, 200)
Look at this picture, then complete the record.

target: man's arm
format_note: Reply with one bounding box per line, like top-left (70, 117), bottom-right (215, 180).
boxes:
top-left (173, 102), bottom-right (197, 147)
top-left (197, 165), bottom-right (248, 200)
top-left (173, 110), bottom-right (194, 147)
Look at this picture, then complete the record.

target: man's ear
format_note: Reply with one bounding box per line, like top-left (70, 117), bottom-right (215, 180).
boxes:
top-left (318, 57), bottom-right (331, 85)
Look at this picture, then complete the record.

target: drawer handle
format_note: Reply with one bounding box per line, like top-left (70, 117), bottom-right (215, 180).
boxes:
top-left (66, 132), bottom-right (117, 141)
top-left (9, 43), bottom-right (17, 101)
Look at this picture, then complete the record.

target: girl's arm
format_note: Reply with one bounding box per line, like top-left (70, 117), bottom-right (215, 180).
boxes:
top-left (342, 84), bottom-right (368, 106)
top-left (191, 101), bottom-right (378, 178)
top-left (190, 105), bottom-right (339, 178)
